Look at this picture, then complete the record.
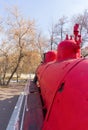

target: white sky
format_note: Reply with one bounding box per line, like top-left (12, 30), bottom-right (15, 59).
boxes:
top-left (0, 0), bottom-right (88, 35)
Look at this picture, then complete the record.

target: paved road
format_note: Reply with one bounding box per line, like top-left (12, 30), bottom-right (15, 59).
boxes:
top-left (0, 95), bottom-right (19, 130)
top-left (0, 83), bottom-right (24, 130)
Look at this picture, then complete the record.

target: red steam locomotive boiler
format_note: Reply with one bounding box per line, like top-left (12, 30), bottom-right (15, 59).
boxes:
top-left (23, 24), bottom-right (88, 130)
top-left (35, 24), bottom-right (88, 130)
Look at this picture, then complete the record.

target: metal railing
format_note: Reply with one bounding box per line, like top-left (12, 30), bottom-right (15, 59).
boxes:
top-left (20, 79), bottom-right (30, 130)
top-left (6, 79), bottom-right (30, 130)
top-left (6, 92), bottom-right (25, 130)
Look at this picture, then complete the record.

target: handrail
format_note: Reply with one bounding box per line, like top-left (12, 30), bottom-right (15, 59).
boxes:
top-left (6, 75), bottom-right (33, 130)
top-left (20, 79), bottom-right (30, 130)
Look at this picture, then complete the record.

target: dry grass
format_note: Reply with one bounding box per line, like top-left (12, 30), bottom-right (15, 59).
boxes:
top-left (0, 82), bottom-right (25, 100)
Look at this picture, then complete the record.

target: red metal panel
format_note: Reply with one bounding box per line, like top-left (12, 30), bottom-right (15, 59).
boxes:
top-left (34, 23), bottom-right (86, 130)
top-left (37, 59), bottom-right (83, 109)
top-left (42, 59), bottom-right (88, 130)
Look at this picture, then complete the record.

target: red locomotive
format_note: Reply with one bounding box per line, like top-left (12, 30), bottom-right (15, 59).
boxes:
top-left (23, 24), bottom-right (88, 130)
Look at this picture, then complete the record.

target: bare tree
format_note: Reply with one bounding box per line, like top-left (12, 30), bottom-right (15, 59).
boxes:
top-left (35, 31), bottom-right (49, 59)
top-left (54, 16), bottom-right (68, 41)
top-left (48, 16), bottom-right (68, 50)
top-left (6, 7), bottom-right (36, 85)
top-left (71, 9), bottom-right (88, 47)
top-left (48, 23), bottom-right (56, 50)
top-left (0, 7), bottom-right (36, 85)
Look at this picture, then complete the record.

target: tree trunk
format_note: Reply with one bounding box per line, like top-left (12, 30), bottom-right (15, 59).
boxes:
top-left (6, 54), bottom-right (23, 85)
top-left (2, 56), bottom-right (8, 85)
top-left (2, 71), bottom-right (6, 85)
top-left (16, 73), bottom-right (19, 82)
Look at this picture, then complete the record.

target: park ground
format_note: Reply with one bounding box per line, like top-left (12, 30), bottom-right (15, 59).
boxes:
top-left (0, 83), bottom-right (25, 130)
top-left (0, 83), bottom-right (25, 100)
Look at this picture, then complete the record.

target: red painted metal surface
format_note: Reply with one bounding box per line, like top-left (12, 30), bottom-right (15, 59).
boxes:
top-left (35, 24), bottom-right (88, 130)
top-left (42, 59), bottom-right (88, 130)
top-left (23, 24), bottom-right (88, 130)
top-left (44, 50), bottom-right (57, 63)
top-left (37, 58), bottom-right (83, 109)
top-left (23, 81), bottom-right (44, 130)
top-left (37, 57), bottom-right (88, 130)
top-left (57, 39), bottom-right (80, 61)
top-left (57, 24), bottom-right (81, 61)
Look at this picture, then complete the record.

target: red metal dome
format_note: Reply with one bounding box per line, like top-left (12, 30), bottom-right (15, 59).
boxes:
top-left (57, 39), bottom-right (80, 61)
top-left (57, 24), bottom-right (82, 61)
top-left (44, 50), bottom-right (57, 63)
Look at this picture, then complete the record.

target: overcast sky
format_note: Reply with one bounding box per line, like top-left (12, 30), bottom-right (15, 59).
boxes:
top-left (0, 0), bottom-right (88, 35)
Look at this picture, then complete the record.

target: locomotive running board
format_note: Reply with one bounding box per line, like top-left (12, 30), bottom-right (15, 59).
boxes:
top-left (23, 81), bottom-right (44, 130)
